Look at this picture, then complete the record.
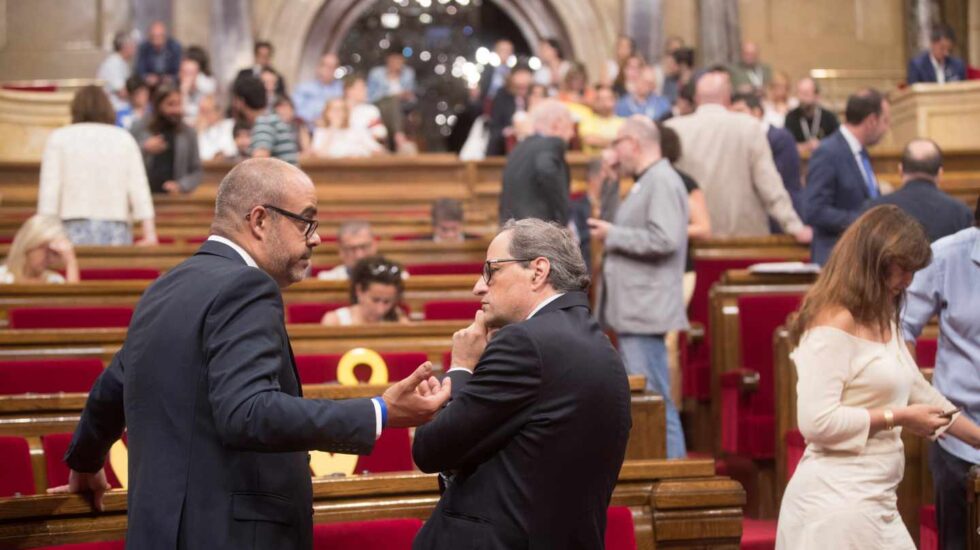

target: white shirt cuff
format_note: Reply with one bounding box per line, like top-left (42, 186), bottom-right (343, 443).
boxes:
top-left (447, 366), bottom-right (473, 374)
top-left (371, 398), bottom-right (382, 440)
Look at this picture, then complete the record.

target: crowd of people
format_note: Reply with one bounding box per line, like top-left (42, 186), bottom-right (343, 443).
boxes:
top-left (5, 18), bottom-right (979, 550)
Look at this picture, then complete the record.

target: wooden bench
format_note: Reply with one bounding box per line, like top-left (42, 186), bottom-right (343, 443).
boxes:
top-left (0, 459), bottom-right (744, 550)
top-left (0, 276), bottom-right (483, 324)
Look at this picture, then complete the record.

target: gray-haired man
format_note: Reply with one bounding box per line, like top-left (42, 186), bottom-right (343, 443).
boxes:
top-left (589, 115), bottom-right (690, 458)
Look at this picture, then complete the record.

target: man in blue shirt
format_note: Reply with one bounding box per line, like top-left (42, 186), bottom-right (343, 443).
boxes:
top-left (615, 67), bottom-right (671, 121)
top-left (135, 21), bottom-right (181, 88)
top-left (902, 196), bottom-right (980, 550)
top-left (907, 24), bottom-right (967, 85)
top-left (291, 53), bottom-right (343, 128)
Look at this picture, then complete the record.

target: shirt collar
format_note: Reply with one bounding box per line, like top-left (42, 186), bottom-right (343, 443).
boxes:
top-left (839, 125), bottom-right (864, 155)
top-left (695, 104), bottom-right (729, 115)
top-left (527, 293), bottom-right (565, 319)
top-left (207, 235), bottom-right (258, 268)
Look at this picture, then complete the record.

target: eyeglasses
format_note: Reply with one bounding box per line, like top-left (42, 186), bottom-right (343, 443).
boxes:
top-left (483, 258), bottom-right (534, 285)
top-left (259, 204), bottom-right (319, 239)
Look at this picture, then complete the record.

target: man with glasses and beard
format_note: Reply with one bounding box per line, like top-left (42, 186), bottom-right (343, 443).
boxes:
top-left (131, 84), bottom-right (202, 194)
top-left (51, 158), bottom-right (452, 549)
top-left (412, 218), bottom-right (631, 549)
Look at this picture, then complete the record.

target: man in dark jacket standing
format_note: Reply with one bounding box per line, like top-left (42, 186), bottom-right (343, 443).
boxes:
top-left (52, 158), bottom-right (451, 549)
top-left (413, 218), bottom-right (632, 549)
top-left (498, 100), bottom-right (574, 226)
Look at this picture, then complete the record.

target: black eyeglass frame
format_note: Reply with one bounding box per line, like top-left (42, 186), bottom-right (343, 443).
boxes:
top-left (248, 204), bottom-right (319, 239)
top-left (483, 258), bottom-right (535, 284)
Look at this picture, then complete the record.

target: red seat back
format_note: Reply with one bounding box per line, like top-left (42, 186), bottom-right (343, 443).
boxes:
top-left (8, 307), bottom-right (133, 329)
top-left (42, 433), bottom-right (122, 489)
top-left (0, 436), bottom-right (35, 497)
top-left (423, 300), bottom-right (482, 321)
top-left (0, 359), bottom-right (104, 395)
top-left (295, 352), bottom-right (427, 384)
top-left (733, 293), bottom-right (803, 458)
top-left (407, 262), bottom-right (483, 276)
top-left (605, 506), bottom-right (637, 550)
top-left (915, 337), bottom-right (938, 367)
top-left (79, 268), bottom-right (160, 280)
top-left (312, 518), bottom-right (422, 550)
top-left (286, 302), bottom-right (347, 324)
top-left (356, 428), bottom-right (413, 474)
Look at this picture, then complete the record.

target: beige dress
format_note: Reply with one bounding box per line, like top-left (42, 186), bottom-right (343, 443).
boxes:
top-left (776, 324), bottom-right (956, 549)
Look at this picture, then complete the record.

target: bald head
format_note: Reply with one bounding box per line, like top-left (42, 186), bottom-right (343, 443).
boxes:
top-left (531, 99), bottom-right (573, 140)
top-left (695, 72), bottom-right (732, 107)
top-left (620, 115), bottom-right (660, 147)
top-left (212, 158), bottom-right (308, 236)
top-left (901, 138), bottom-right (943, 181)
top-left (613, 115), bottom-right (662, 175)
top-left (741, 41), bottom-right (759, 65)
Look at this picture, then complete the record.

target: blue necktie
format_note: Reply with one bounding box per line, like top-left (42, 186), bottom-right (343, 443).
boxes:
top-left (859, 150), bottom-right (878, 198)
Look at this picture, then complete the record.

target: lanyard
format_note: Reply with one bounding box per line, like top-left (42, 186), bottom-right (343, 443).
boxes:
top-left (746, 66), bottom-right (764, 88)
top-left (800, 107), bottom-right (823, 141)
top-left (628, 96), bottom-right (657, 119)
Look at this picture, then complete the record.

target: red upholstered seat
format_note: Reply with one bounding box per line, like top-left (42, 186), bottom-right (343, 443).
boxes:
top-left (0, 436), bottom-right (35, 497)
top-left (79, 268), bottom-right (160, 280)
top-left (685, 258), bottom-right (782, 400)
top-left (34, 542), bottom-right (125, 550)
top-left (920, 504), bottom-right (938, 550)
top-left (915, 337), bottom-right (938, 367)
top-left (310, 265), bottom-right (338, 276)
top-left (406, 262), bottom-right (483, 276)
top-left (285, 302), bottom-right (347, 324)
top-left (356, 428), bottom-right (413, 474)
top-left (312, 518), bottom-right (422, 550)
top-left (785, 429), bottom-right (806, 481)
top-left (295, 352), bottom-right (427, 383)
top-left (720, 293), bottom-right (803, 459)
top-left (42, 433), bottom-right (123, 489)
top-left (0, 358), bottom-right (104, 395)
top-left (740, 518), bottom-right (777, 550)
top-left (8, 307), bottom-right (134, 329)
top-left (605, 506), bottom-right (637, 550)
top-left (423, 300), bottom-right (482, 320)
top-left (392, 233), bottom-right (428, 241)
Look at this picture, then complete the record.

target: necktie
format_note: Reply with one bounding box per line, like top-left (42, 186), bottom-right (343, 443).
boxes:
top-left (859, 150), bottom-right (878, 198)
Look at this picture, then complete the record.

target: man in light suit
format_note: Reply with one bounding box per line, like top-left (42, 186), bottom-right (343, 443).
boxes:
top-left (52, 158), bottom-right (451, 549)
top-left (907, 25), bottom-right (967, 85)
top-left (802, 88), bottom-right (891, 264)
top-left (588, 116), bottom-right (689, 458)
top-left (665, 71), bottom-right (811, 241)
top-left (412, 218), bottom-right (632, 549)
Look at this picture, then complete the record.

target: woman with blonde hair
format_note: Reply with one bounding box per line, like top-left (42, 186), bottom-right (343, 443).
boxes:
top-left (310, 98), bottom-right (384, 159)
top-left (762, 70), bottom-right (797, 128)
top-left (38, 85), bottom-right (157, 245)
top-left (0, 215), bottom-right (79, 284)
top-left (776, 205), bottom-right (980, 549)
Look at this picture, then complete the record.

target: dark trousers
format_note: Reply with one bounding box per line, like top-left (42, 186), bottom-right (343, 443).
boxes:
top-left (930, 442), bottom-right (976, 550)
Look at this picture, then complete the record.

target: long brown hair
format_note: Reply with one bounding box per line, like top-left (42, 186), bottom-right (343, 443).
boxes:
top-left (70, 85), bottom-right (116, 125)
top-left (788, 205), bottom-right (931, 346)
top-left (148, 84), bottom-right (182, 134)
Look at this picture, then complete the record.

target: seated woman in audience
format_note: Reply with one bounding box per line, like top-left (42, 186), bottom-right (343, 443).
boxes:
top-left (0, 215), bottom-right (79, 284)
top-left (776, 205), bottom-right (980, 549)
top-left (321, 256), bottom-right (408, 326)
top-left (310, 98), bottom-right (385, 159)
top-left (38, 85), bottom-right (157, 246)
top-left (195, 95), bottom-right (237, 161)
top-left (762, 70), bottom-right (797, 128)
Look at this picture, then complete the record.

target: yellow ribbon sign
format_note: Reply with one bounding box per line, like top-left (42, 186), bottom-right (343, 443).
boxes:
top-left (336, 347), bottom-right (389, 386)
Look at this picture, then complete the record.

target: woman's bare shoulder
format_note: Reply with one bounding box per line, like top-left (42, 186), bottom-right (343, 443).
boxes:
top-left (809, 305), bottom-right (857, 333)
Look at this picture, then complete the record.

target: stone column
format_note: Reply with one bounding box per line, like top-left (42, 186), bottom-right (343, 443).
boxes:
top-left (698, 0), bottom-right (740, 66)
top-left (623, 0), bottom-right (663, 61)
top-left (210, 0), bottom-right (253, 98)
top-left (130, 0), bottom-right (172, 38)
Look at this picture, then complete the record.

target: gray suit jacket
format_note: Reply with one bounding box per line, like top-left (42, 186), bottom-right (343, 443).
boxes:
top-left (598, 159), bottom-right (690, 335)
top-left (131, 117), bottom-right (203, 193)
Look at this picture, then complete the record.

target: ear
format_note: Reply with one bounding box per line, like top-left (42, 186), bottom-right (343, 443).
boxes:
top-left (247, 205), bottom-right (269, 240)
top-left (530, 257), bottom-right (551, 290)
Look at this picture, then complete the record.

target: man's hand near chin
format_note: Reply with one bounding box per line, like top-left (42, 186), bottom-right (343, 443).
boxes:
top-left (47, 468), bottom-right (112, 511)
top-left (450, 310), bottom-right (490, 372)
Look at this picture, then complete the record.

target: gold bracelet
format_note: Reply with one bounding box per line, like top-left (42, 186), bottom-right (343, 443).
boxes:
top-left (884, 409), bottom-right (895, 431)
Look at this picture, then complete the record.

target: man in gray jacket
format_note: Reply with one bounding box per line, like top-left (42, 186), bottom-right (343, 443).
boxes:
top-left (588, 115), bottom-right (689, 458)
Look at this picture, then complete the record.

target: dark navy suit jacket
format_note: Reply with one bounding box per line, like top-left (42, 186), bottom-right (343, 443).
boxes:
top-left (767, 125), bottom-right (802, 234)
top-left (866, 179), bottom-right (974, 242)
top-left (412, 292), bottom-right (631, 550)
top-left (66, 240), bottom-right (377, 549)
top-left (907, 51), bottom-right (967, 84)
top-left (802, 130), bottom-right (874, 265)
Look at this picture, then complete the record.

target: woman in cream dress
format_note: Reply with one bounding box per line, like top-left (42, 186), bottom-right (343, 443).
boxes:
top-left (776, 206), bottom-right (980, 549)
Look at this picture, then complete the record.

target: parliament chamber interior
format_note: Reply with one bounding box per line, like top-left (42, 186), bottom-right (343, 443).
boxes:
top-left (0, 0), bottom-right (979, 549)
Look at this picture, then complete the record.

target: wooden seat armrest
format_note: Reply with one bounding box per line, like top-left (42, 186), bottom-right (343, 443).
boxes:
top-left (720, 368), bottom-right (760, 394)
top-left (685, 322), bottom-right (705, 344)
